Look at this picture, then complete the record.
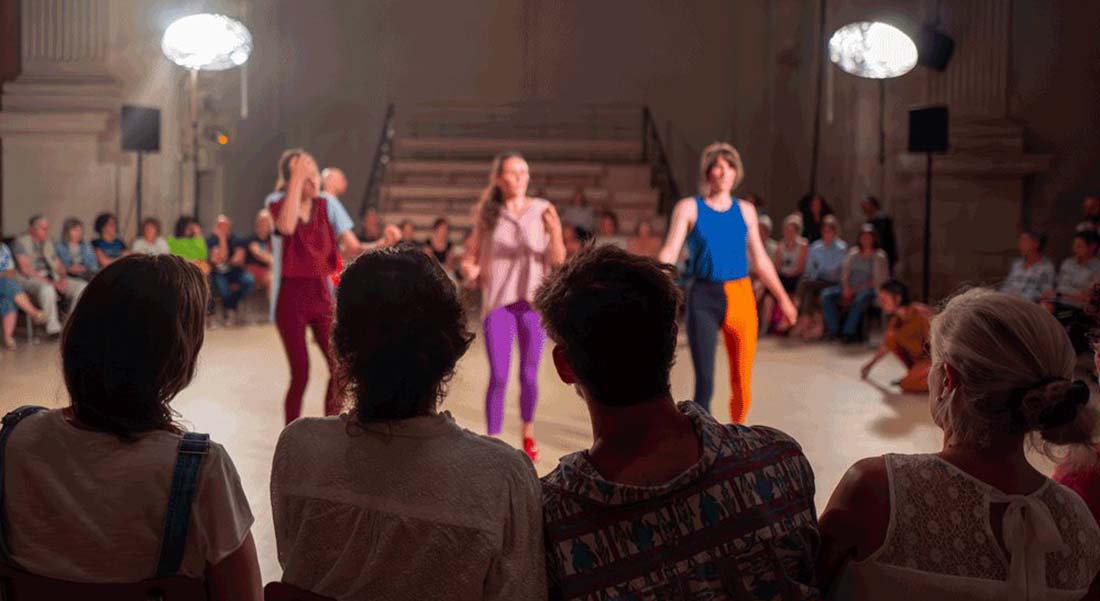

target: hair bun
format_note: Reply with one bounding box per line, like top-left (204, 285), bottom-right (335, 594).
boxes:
top-left (1033, 379), bottom-right (1090, 430)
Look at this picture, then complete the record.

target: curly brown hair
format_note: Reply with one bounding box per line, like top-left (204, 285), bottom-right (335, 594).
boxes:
top-left (332, 244), bottom-right (474, 422)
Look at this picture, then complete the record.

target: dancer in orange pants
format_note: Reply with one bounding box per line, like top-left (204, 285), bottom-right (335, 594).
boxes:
top-left (658, 143), bottom-right (798, 422)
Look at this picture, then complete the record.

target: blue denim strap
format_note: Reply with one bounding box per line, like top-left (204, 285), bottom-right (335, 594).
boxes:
top-left (154, 432), bottom-right (209, 578)
top-left (0, 405), bottom-right (48, 563)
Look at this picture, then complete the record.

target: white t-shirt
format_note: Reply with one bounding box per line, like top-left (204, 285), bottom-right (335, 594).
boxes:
top-left (131, 237), bottom-right (171, 256)
top-left (3, 409), bottom-right (254, 582)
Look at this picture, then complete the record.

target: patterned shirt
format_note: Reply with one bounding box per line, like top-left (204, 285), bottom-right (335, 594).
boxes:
top-left (1000, 257), bottom-right (1056, 302)
top-left (541, 402), bottom-right (821, 600)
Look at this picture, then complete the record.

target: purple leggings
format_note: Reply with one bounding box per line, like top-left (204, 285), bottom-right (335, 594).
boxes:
top-left (484, 300), bottom-right (546, 435)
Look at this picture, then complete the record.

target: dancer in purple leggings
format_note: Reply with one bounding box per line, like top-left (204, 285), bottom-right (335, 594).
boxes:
top-left (462, 152), bottom-right (566, 462)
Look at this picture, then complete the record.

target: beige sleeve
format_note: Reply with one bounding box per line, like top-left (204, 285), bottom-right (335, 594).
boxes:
top-left (483, 456), bottom-right (548, 601)
top-left (192, 442), bottom-right (256, 565)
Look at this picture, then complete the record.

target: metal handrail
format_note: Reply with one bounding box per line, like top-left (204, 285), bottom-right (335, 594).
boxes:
top-left (642, 107), bottom-right (681, 215)
top-left (360, 103), bottom-right (396, 217)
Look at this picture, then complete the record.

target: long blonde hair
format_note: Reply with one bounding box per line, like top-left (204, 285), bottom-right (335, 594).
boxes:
top-left (474, 151), bottom-right (525, 238)
top-left (698, 142), bottom-right (745, 195)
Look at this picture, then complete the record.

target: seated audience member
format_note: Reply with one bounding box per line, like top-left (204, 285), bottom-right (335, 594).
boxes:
top-left (425, 217), bottom-right (455, 269)
top-left (768, 213), bottom-right (809, 333)
top-left (55, 217), bottom-right (98, 281)
top-left (792, 214), bottom-right (847, 340)
top-left (246, 209), bottom-right (274, 295)
top-left (1000, 230), bottom-right (1055, 303)
top-left (399, 219), bottom-right (417, 242)
top-left (626, 219), bottom-right (661, 258)
top-left (819, 288), bottom-right (1100, 599)
top-left (860, 280), bottom-right (932, 393)
top-left (821, 224), bottom-right (889, 343)
top-left (1042, 231), bottom-right (1100, 352)
top-left (1079, 195), bottom-right (1100, 233)
top-left (91, 212), bottom-right (128, 267)
top-left (560, 187), bottom-right (595, 239)
top-left (131, 217), bottom-right (170, 255)
top-left (168, 216), bottom-right (211, 275)
top-left (358, 207), bottom-right (384, 243)
top-left (270, 245), bottom-right (545, 600)
top-left (1052, 324), bottom-right (1100, 525)
top-left (562, 225), bottom-right (584, 258)
top-left (207, 214), bottom-right (256, 325)
top-left (13, 214), bottom-right (86, 336)
top-left (0, 255), bottom-right (260, 598)
top-left (861, 196), bottom-right (898, 274)
top-left (799, 193), bottom-right (834, 243)
top-left (535, 246), bottom-right (820, 599)
top-left (595, 210), bottom-right (628, 249)
top-left (0, 242), bottom-right (47, 349)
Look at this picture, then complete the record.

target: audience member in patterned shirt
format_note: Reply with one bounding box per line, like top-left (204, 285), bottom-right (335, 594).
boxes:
top-left (534, 245), bottom-right (821, 600)
top-left (1000, 230), bottom-right (1055, 303)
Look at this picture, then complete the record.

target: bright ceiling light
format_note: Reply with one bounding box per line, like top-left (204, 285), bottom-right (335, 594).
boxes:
top-left (162, 13), bottom-right (252, 71)
top-left (829, 21), bottom-right (917, 79)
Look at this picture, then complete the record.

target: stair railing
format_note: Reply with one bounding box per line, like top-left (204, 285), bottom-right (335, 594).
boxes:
top-left (360, 102), bottom-right (396, 217)
top-left (642, 106), bottom-right (681, 215)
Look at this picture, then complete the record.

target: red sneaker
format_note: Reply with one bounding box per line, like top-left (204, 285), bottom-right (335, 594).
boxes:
top-left (523, 436), bottom-right (540, 463)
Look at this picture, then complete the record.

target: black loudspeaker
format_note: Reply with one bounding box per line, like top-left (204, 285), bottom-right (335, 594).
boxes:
top-left (908, 106), bottom-right (949, 153)
top-left (121, 105), bottom-right (160, 152)
top-left (917, 27), bottom-right (955, 71)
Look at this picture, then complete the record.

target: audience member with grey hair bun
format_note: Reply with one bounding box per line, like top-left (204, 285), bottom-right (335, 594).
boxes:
top-left (818, 288), bottom-right (1100, 600)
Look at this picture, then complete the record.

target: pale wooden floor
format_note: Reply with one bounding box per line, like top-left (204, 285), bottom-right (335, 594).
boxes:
top-left (0, 323), bottom-right (948, 582)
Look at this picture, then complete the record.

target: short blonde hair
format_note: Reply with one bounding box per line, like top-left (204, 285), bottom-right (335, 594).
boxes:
top-left (930, 288), bottom-right (1097, 449)
top-left (782, 213), bottom-right (804, 235)
top-left (698, 142), bottom-right (745, 195)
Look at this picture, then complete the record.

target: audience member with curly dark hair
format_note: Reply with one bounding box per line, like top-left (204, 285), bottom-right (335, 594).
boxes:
top-left (270, 244), bottom-right (547, 601)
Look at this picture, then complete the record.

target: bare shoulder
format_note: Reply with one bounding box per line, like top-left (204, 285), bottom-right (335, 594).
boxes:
top-left (821, 456), bottom-right (891, 544)
top-left (672, 197), bottom-right (698, 219)
top-left (737, 199), bottom-right (758, 222)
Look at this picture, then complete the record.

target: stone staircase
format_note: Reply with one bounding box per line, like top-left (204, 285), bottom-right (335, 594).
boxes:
top-left (377, 104), bottom-right (669, 242)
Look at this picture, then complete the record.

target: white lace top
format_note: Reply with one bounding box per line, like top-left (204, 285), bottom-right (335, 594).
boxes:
top-left (830, 454), bottom-right (1100, 601)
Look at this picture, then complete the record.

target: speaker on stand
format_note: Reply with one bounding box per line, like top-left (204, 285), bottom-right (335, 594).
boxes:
top-left (120, 106), bottom-right (161, 229)
top-left (908, 106), bottom-right (949, 302)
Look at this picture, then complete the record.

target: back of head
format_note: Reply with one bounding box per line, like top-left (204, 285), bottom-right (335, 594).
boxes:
top-left (535, 245), bottom-right (683, 407)
top-left (931, 288), bottom-right (1096, 448)
top-left (333, 244), bottom-right (474, 422)
top-left (62, 255), bottom-right (208, 439)
top-left (880, 279), bottom-right (910, 306)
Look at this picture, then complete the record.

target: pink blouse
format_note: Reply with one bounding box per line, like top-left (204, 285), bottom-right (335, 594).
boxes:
top-left (479, 198), bottom-right (551, 315)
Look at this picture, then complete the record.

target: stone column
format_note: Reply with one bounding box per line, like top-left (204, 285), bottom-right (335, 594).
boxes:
top-left (0, 0), bottom-right (121, 237)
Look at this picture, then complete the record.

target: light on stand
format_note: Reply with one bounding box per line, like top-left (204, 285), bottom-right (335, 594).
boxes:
top-left (161, 13), bottom-right (252, 222)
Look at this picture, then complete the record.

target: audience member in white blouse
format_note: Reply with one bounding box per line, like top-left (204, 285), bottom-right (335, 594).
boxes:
top-left (270, 244), bottom-right (546, 601)
top-left (818, 288), bottom-right (1100, 600)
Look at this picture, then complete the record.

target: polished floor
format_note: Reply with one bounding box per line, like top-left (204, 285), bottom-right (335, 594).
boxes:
top-left (0, 322), bottom-right (948, 582)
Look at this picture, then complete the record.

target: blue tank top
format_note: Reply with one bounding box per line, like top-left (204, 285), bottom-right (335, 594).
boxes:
top-left (686, 196), bottom-right (749, 282)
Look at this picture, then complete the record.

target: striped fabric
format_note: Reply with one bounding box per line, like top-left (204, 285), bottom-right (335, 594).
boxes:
top-left (542, 402), bottom-right (821, 600)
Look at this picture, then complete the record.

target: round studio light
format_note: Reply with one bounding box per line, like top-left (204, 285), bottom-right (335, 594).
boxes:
top-left (828, 21), bottom-right (917, 79)
top-left (162, 13), bottom-right (252, 71)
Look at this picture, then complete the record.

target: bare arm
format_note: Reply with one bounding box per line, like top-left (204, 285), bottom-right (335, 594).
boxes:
top-left (816, 457), bottom-right (890, 593)
top-left (742, 202), bottom-right (797, 321)
top-left (205, 531), bottom-right (262, 601)
top-left (15, 254), bottom-right (49, 283)
top-left (543, 204), bottom-right (566, 268)
top-left (247, 241), bottom-right (273, 266)
top-left (657, 198), bottom-right (697, 265)
top-left (94, 248), bottom-right (116, 268)
top-left (277, 155), bottom-right (316, 236)
top-left (339, 230), bottom-right (363, 258)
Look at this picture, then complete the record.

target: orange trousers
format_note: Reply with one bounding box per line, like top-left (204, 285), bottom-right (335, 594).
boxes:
top-left (686, 278), bottom-right (757, 422)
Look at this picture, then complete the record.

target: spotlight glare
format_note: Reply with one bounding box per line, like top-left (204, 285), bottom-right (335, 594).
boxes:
top-left (829, 21), bottom-right (917, 79)
top-left (162, 13), bottom-right (252, 71)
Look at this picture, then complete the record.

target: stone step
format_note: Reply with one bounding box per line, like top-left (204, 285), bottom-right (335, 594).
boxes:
top-left (395, 137), bottom-right (643, 161)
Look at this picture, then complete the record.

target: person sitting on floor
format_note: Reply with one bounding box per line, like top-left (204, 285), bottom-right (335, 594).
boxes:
top-left (535, 245), bottom-right (820, 600)
top-left (91, 212), bottom-right (128, 268)
top-left (207, 214), bottom-right (256, 326)
top-left (820, 224), bottom-right (889, 343)
top-left (792, 214), bottom-right (847, 340)
top-left (0, 241), bottom-right (47, 349)
top-left (12, 214), bottom-right (86, 336)
top-left (819, 288), bottom-right (1100, 599)
top-left (130, 217), bottom-right (171, 256)
top-left (1000, 229), bottom-right (1056, 303)
top-left (0, 254), bottom-right (260, 599)
top-left (1042, 230), bottom-right (1100, 352)
top-left (270, 245), bottom-right (546, 601)
top-left (860, 279), bottom-right (932, 393)
top-left (55, 217), bottom-right (99, 281)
